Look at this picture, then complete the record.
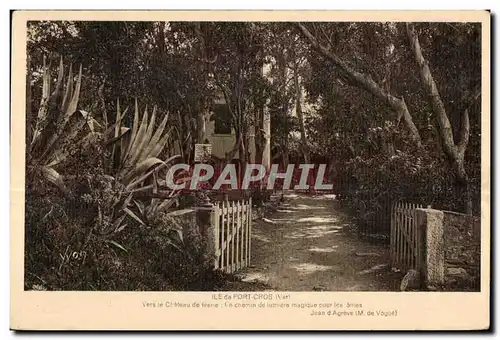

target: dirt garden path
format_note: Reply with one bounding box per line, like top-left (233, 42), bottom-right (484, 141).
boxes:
top-left (238, 193), bottom-right (400, 291)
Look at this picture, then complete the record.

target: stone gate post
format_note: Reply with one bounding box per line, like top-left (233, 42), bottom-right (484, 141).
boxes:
top-left (196, 196), bottom-right (217, 267)
top-left (416, 208), bottom-right (445, 288)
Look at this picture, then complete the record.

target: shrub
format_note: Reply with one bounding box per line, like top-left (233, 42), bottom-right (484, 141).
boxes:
top-left (25, 57), bottom-right (230, 291)
top-left (340, 146), bottom-right (477, 236)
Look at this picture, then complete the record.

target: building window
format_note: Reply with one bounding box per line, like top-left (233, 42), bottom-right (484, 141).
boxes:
top-left (213, 104), bottom-right (232, 134)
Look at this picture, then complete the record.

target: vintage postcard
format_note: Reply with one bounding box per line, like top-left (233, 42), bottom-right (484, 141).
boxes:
top-left (10, 10), bottom-right (490, 330)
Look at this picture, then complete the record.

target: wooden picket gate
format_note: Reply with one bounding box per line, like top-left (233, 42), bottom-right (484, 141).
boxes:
top-left (390, 202), bottom-right (426, 272)
top-left (212, 198), bottom-right (252, 273)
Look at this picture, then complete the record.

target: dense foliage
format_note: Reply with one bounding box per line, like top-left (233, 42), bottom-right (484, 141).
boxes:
top-left (299, 22), bottom-right (481, 232)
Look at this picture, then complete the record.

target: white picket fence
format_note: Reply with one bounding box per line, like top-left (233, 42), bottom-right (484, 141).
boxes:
top-left (212, 198), bottom-right (252, 273)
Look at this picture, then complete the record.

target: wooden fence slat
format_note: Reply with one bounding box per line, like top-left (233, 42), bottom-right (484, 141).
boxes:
top-left (405, 203), bottom-right (410, 270)
top-left (417, 204), bottom-right (424, 271)
top-left (226, 200), bottom-right (230, 272)
top-left (248, 198), bottom-right (252, 265)
top-left (230, 200), bottom-right (235, 273)
top-left (403, 203), bottom-right (410, 272)
top-left (238, 201), bottom-right (245, 267)
top-left (242, 200), bottom-right (246, 266)
top-left (397, 202), bottom-right (402, 269)
top-left (414, 203), bottom-right (418, 268)
top-left (242, 200), bottom-right (245, 267)
top-left (399, 202), bottom-right (404, 269)
top-left (401, 202), bottom-right (405, 272)
top-left (243, 199), bottom-right (247, 267)
top-left (410, 203), bottom-right (415, 269)
top-left (225, 201), bottom-right (230, 272)
top-left (220, 201), bottom-right (226, 272)
top-left (228, 201), bottom-right (232, 273)
top-left (213, 204), bottom-right (220, 269)
top-left (218, 203), bottom-right (222, 270)
top-left (219, 202), bottom-right (226, 270)
top-left (390, 202), bottom-right (395, 268)
top-left (237, 201), bottom-right (241, 269)
top-left (394, 202), bottom-right (398, 268)
top-left (240, 200), bottom-right (244, 271)
top-left (405, 202), bottom-right (410, 271)
top-left (408, 203), bottom-right (412, 269)
top-left (395, 202), bottom-right (399, 269)
top-left (410, 203), bottom-right (414, 269)
top-left (235, 200), bottom-right (240, 271)
top-left (417, 203), bottom-right (422, 270)
top-left (416, 204), bottom-right (420, 265)
top-left (246, 200), bottom-right (250, 266)
top-left (402, 202), bottom-right (407, 270)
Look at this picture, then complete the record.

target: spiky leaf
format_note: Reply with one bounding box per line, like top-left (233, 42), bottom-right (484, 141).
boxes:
top-left (123, 207), bottom-right (145, 226)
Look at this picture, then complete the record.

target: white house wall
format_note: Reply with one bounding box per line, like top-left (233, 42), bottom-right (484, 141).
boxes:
top-left (206, 119), bottom-right (256, 162)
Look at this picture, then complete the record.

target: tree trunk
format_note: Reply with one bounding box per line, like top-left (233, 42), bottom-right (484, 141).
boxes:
top-left (254, 101), bottom-right (264, 165)
top-left (261, 108), bottom-right (271, 169)
top-left (454, 155), bottom-right (473, 215)
top-left (275, 50), bottom-right (291, 171)
top-left (406, 23), bottom-right (473, 215)
top-left (26, 55), bottom-right (32, 150)
top-left (182, 110), bottom-right (193, 164)
top-left (194, 23), bottom-right (213, 145)
top-left (237, 130), bottom-right (248, 188)
top-left (295, 23), bottom-right (422, 148)
top-left (292, 47), bottom-right (311, 164)
top-left (225, 136), bottom-right (241, 164)
top-left (282, 145), bottom-right (290, 169)
top-left (237, 125), bottom-right (250, 181)
top-left (244, 133), bottom-right (251, 165)
top-left (196, 107), bottom-right (209, 144)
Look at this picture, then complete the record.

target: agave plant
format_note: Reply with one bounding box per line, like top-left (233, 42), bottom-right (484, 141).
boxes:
top-left (27, 56), bottom-right (188, 256)
top-left (96, 99), bottom-right (187, 238)
top-left (28, 57), bottom-right (100, 194)
top-left (106, 99), bottom-right (183, 201)
top-left (109, 99), bottom-right (179, 188)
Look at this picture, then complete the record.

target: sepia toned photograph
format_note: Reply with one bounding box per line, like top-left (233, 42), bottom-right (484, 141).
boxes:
top-left (11, 10), bottom-right (490, 330)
